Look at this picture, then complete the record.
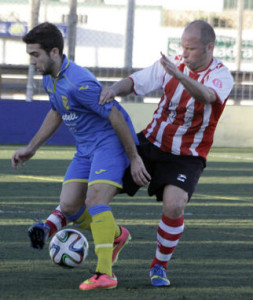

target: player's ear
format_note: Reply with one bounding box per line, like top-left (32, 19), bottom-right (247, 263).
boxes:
top-left (208, 42), bottom-right (215, 52)
top-left (50, 47), bottom-right (60, 58)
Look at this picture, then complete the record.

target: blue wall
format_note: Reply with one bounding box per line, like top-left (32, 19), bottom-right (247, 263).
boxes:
top-left (1, 100), bottom-right (253, 147)
top-left (0, 100), bottom-right (75, 145)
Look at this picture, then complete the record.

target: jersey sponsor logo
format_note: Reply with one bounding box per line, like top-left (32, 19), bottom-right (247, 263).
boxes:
top-left (62, 112), bottom-right (78, 121)
top-left (95, 169), bottom-right (106, 174)
top-left (79, 85), bottom-right (89, 91)
top-left (212, 78), bottom-right (222, 88)
top-left (62, 96), bottom-right (70, 110)
top-left (177, 174), bottom-right (187, 182)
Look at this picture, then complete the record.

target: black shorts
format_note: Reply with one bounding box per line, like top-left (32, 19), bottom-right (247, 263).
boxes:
top-left (121, 132), bottom-right (206, 202)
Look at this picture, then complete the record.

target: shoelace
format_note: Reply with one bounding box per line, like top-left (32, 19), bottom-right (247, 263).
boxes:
top-left (153, 265), bottom-right (165, 277)
top-left (31, 217), bottom-right (44, 224)
top-left (88, 270), bottom-right (104, 279)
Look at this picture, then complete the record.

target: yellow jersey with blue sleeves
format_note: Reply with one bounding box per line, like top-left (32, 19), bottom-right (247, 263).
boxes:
top-left (43, 55), bottom-right (138, 157)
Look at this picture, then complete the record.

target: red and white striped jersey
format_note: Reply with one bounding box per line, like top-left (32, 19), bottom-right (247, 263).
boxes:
top-left (130, 56), bottom-right (234, 160)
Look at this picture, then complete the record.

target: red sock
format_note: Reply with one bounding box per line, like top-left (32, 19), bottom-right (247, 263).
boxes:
top-left (45, 205), bottom-right (67, 237)
top-left (150, 214), bottom-right (184, 269)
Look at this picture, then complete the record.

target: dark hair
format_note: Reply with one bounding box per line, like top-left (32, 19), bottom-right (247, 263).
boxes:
top-left (186, 20), bottom-right (216, 46)
top-left (22, 22), bottom-right (64, 56)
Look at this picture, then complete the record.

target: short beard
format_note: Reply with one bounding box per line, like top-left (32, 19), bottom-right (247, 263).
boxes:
top-left (42, 58), bottom-right (55, 76)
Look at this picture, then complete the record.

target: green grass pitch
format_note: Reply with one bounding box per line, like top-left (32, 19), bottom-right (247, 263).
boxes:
top-left (0, 146), bottom-right (252, 300)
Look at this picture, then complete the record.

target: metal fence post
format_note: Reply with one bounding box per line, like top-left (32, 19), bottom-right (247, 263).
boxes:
top-left (236, 0), bottom-right (244, 71)
top-left (124, 0), bottom-right (135, 70)
top-left (26, 0), bottom-right (41, 102)
top-left (68, 0), bottom-right (77, 61)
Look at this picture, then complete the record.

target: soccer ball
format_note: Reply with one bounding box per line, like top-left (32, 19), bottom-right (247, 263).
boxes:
top-left (49, 229), bottom-right (89, 268)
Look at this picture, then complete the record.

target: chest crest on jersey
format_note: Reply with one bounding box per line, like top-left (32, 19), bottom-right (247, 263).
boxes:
top-left (62, 96), bottom-right (70, 110)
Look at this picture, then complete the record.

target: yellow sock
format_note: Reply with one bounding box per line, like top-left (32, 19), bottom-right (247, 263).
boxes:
top-left (73, 208), bottom-right (121, 238)
top-left (73, 208), bottom-right (92, 231)
top-left (114, 224), bottom-right (121, 239)
top-left (90, 210), bottom-right (117, 276)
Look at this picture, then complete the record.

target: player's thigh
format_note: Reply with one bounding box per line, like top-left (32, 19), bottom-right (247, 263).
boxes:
top-left (60, 181), bottom-right (88, 216)
top-left (162, 184), bottom-right (188, 219)
top-left (85, 183), bottom-right (120, 208)
top-left (60, 155), bottom-right (90, 215)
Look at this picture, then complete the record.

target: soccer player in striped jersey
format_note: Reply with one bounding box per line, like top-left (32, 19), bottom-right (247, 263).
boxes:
top-left (11, 22), bottom-right (150, 290)
top-left (99, 20), bottom-right (234, 287)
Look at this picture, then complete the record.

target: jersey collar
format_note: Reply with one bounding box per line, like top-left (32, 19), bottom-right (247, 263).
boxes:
top-left (190, 58), bottom-right (214, 75)
top-left (56, 54), bottom-right (70, 78)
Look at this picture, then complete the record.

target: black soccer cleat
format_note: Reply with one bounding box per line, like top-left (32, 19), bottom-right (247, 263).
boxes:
top-left (28, 221), bottom-right (50, 250)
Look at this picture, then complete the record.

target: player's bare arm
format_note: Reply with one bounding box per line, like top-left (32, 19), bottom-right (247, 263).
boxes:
top-left (108, 106), bottom-right (151, 186)
top-left (160, 52), bottom-right (217, 104)
top-left (99, 78), bottom-right (134, 105)
top-left (11, 109), bottom-right (62, 169)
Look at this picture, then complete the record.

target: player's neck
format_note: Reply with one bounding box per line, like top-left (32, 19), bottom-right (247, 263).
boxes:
top-left (51, 57), bottom-right (63, 78)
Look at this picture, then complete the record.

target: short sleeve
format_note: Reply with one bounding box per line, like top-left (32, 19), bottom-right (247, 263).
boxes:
top-left (204, 66), bottom-right (234, 104)
top-left (130, 60), bottom-right (166, 96)
top-left (74, 80), bottom-right (113, 119)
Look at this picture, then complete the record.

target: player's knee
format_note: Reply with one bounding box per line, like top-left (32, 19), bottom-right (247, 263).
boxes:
top-left (162, 185), bottom-right (188, 218)
top-left (84, 196), bottom-right (93, 208)
top-left (85, 188), bottom-right (101, 208)
top-left (85, 184), bottom-right (117, 208)
top-left (85, 193), bottom-right (104, 208)
top-left (163, 202), bottom-right (184, 218)
top-left (60, 201), bottom-right (79, 217)
top-left (163, 195), bottom-right (188, 219)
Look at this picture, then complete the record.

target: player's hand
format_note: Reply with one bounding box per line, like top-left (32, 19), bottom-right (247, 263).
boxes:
top-left (11, 147), bottom-right (35, 169)
top-left (160, 51), bottom-right (182, 80)
top-left (99, 86), bottom-right (116, 105)
top-left (130, 155), bottom-right (151, 186)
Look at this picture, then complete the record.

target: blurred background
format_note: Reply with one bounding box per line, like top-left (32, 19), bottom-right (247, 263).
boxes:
top-left (0, 0), bottom-right (252, 147)
top-left (0, 0), bottom-right (253, 101)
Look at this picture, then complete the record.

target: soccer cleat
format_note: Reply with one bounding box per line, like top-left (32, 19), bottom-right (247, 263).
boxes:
top-left (112, 226), bottom-right (131, 265)
top-left (28, 219), bottom-right (50, 250)
top-left (150, 264), bottom-right (171, 287)
top-left (79, 273), bottom-right (118, 290)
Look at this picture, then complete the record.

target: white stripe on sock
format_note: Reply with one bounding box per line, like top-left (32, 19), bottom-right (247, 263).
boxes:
top-left (157, 233), bottom-right (179, 248)
top-left (159, 221), bottom-right (184, 235)
top-left (95, 243), bottom-right (113, 250)
top-left (47, 214), bottom-right (63, 230)
top-left (156, 249), bottom-right (173, 262)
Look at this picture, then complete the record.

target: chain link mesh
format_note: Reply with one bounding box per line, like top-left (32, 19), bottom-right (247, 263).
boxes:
top-left (0, 0), bottom-right (252, 102)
